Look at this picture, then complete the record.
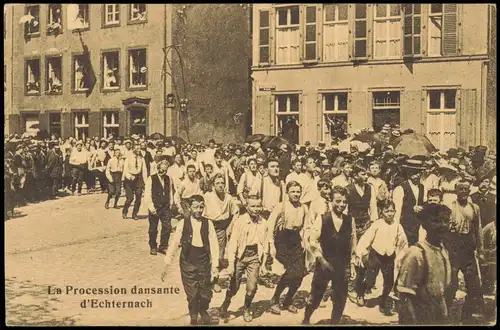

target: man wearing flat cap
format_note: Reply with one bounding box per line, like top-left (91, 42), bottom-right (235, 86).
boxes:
top-left (392, 159), bottom-right (426, 246)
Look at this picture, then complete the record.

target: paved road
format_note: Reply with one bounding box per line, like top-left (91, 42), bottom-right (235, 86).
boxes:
top-left (5, 193), bottom-right (496, 326)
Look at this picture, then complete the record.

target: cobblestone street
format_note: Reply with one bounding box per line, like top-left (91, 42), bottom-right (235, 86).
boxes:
top-left (5, 194), bottom-right (496, 326)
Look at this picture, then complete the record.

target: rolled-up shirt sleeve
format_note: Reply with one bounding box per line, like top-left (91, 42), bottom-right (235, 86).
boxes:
top-left (396, 246), bottom-right (424, 296)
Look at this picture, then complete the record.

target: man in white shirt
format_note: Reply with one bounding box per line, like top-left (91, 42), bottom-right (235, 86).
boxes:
top-left (69, 140), bottom-right (88, 195)
top-left (285, 158), bottom-right (303, 185)
top-left (331, 161), bottom-right (353, 188)
top-left (144, 160), bottom-right (174, 255)
top-left (120, 140), bottom-right (134, 160)
top-left (219, 195), bottom-right (269, 322)
top-left (161, 195), bottom-right (219, 325)
top-left (122, 143), bottom-right (148, 220)
top-left (175, 164), bottom-right (202, 216)
top-left (212, 149), bottom-right (236, 193)
top-left (299, 156), bottom-right (320, 207)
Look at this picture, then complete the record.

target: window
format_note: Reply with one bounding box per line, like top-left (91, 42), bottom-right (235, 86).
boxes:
top-left (25, 59), bottom-right (41, 95)
top-left (102, 51), bottom-right (120, 90)
top-left (374, 4), bottom-right (401, 59)
top-left (75, 4), bottom-right (90, 30)
top-left (129, 4), bottom-right (147, 22)
top-left (46, 56), bottom-right (62, 94)
top-left (47, 4), bottom-right (62, 35)
top-left (372, 91), bottom-right (400, 128)
top-left (104, 4), bottom-right (120, 26)
top-left (24, 5), bottom-right (40, 36)
top-left (128, 49), bottom-right (147, 88)
top-left (23, 113), bottom-right (39, 135)
top-left (323, 4), bottom-right (349, 62)
top-left (275, 6), bottom-right (300, 64)
top-left (304, 6), bottom-right (317, 61)
top-left (258, 10), bottom-right (270, 64)
top-left (427, 89), bottom-right (457, 152)
top-left (428, 4), bottom-right (443, 56)
top-left (323, 92), bottom-right (348, 142)
top-left (49, 113), bottom-right (62, 138)
top-left (275, 94), bottom-right (300, 144)
top-left (103, 112), bottom-right (119, 138)
top-left (354, 4), bottom-right (368, 59)
top-left (403, 4), bottom-right (422, 57)
top-left (129, 108), bottom-right (147, 136)
top-left (74, 112), bottom-right (89, 140)
top-left (73, 54), bottom-right (91, 92)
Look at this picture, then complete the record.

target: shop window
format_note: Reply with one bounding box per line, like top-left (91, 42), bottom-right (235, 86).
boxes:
top-left (46, 56), bottom-right (63, 94)
top-left (323, 4), bottom-right (349, 62)
top-left (275, 94), bottom-right (300, 144)
top-left (372, 91), bottom-right (401, 128)
top-left (128, 49), bottom-right (147, 88)
top-left (275, 6), bottom-right (300, 64)
top-left (323, 92), bottom-right (349, 142)
top-left (25, 59), bottom-right (41, 95)
top-left (129, 4), bottom-right (147, 23)
top-left (102, 51), bottom-right (120, 90)
top-left (103, 112), bottom-right (119, 138)
top-left (47, 4), bottom-right (62, 35)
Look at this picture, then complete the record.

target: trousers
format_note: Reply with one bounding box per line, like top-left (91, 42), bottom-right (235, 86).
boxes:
top-left (148, 208), bottom-right (172, 250)
top-left (123, 177), bottom-right (144, 217)
top-left (226, 245), bottom-right (260, 298)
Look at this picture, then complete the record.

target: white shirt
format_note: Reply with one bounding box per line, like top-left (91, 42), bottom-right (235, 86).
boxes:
top-left (298, 172), bottom-right (320, 204)
top-left (285, 171), bottom-right (302, 185)
top-left (356, 219), bottom-right (408, 257)
top-left (331, 173), bottom-right (352, 188)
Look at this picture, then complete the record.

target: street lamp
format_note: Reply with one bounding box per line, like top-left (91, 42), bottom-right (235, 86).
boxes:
top-left (166, 93), bottom-right (175, 108)
top-left (180, 98), bottom-right (188, 112)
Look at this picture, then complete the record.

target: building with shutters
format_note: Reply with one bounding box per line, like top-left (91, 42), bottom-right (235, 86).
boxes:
top-left (4, 4), bottom-right (251, 142)
top-left (251, 3), bottom-right (497, 151)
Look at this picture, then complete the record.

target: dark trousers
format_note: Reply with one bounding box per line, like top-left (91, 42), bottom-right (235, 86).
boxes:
top-left (106, 172), bottom-right (122, 206)
top-left (356, 250), bottom-right (395, 307)
top-left (123, 178), bottom-right (143, 217)
top-left (50, 176), bottom-right (61, 197)
top-left (71, 167), bottom-right (85, 193)
top-left (305, 260), bottom-right (349, 324)
top-left (85, 169), bottom-right (95, 190)
top-left (481, 263), bottom-right (496, 294)
top-left (148, 208), bottom-right (172, 250)
top-left (94, 171), bottom-right (108, 192)
top-left (445, 253), bottom-right (485, 322)
top-left (63, 175), bottom-right (72, 190)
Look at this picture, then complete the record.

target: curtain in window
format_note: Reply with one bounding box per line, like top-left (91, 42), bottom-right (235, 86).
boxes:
top-left (323, 23), bottom-right (348, 61)
top-left (276, 27), bottom-right (300, 64)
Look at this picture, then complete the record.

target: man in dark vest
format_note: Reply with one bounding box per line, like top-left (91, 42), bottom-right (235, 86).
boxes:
top-left (470, 170), bottom-right (496, 228)
top-left (393, 159), bottom-right (425, 246)
top-left (162, 195), bottom-right (219, 325)
top-left (144, 160), bottom-right (174, 255)
top-left (303, 185), bottom-right (357, 325)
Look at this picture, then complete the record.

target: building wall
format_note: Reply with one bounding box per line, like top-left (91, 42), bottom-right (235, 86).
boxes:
top-left (4, 5), bottom-right (13, 134)
top-left (171, 4), bottom-right (251, 143)
top-left (9, 4), bottom-right (171, 137)
top-left (486, 4), bottom-right (497, 151)
top-left (251, 3), bottom-right (494, 150)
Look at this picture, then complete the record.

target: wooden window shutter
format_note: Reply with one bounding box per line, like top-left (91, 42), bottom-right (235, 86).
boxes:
top-left (119, 110), bottom-right (128, 137)
top-left (61, 112), bottom-right (71, 138)
top-left (442, 4), bottom-right (458, 56)
top-left (303, 5), bottom-right (318, 62)
top-left (258, 9), bottom-right (270, 64)
top-left (89, 111), bottom-right (101, 137)
top-left (459, 89), bottom-right (477, 148)
top-left (353, 4), bottom-right (368, 59)
top-left (316, 5), bottom-right (322, 62)
top-left (269, 9), bottom-right (276, 65)
top-left (8, 114), bottom-right (20, 134)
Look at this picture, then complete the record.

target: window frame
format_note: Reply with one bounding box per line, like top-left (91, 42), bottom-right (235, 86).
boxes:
top-left (425, 86), bottom-right (458, 152)
top-left (373, 4), bottom-right (402, 59)
top-left (102, 4), bottom-right (120, 28)
top-left (128, 4), bottom-right (147, 25)
top-left (303, 5), bottom-right (319, 63)
top-left (352, 4), bottom-right (369, 60)
top-left (24, 5), bottom-right (40, 38)
top-left (427, 4), bottom-right (443, 57)
top-left (71, 4), bottom-right (90, 33)
top-left (71, 52), bottom-right (91, 94)
top-left (126, 47), bottom-right (148, 91)
top-left (47, 111), bottom-right (62, 138)
top-left (258, 9), bottom-right (271, 65)
top-left (45, 54), bottom-right (63, 95)
top-left (72, 110), bottom-right (90, 140)
top-left (24, 57), bottom-right (41, 96)
top-left (427, 89), bottom-right (457, 114)
top-left (274, 92), bottom-right (301, 141)
top-left (371, 89), bottom-right (402, 127)
top-left (321, 91), bottom-right (349, 142)
top-left (275, 5), bottom-right (301, 65)
top-left (323, 3), bottom-right (349, 62)
top-left (102, 109), bottom-right (120, 138)
top-left (128, 107), bottom-right (148, 136)
top-left (101, 49), bottom-right (121, 92)
top-left (46, 4), bottom-right (63, 36)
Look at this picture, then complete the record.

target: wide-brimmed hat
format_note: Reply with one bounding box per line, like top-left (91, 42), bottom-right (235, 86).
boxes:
top-left (402, 158), bottom-right (425, 171)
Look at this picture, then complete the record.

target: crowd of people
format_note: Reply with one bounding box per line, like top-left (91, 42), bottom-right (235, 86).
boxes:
top-left (4, 124), bottom-right (497, 325)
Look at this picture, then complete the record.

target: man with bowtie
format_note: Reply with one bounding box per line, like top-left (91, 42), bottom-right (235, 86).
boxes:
top-left (144, 160), bottom-right (175, 255)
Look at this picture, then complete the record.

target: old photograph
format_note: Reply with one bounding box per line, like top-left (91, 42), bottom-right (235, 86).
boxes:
top-left (4, 3), bottom-right (497, 326)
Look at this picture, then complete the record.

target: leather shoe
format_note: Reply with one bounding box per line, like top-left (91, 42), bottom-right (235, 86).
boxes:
top-left (356, 296), bottom-right (366, 307)
top-left (302, 319), bottom-right (310, 325)
top-left (269, 303), bottom-right (281, 315)
top-left (150, 248), bottom-right (157, 255)
top-left (157, 249), bottom-right (167, 255)
top-left (286, 304), bottom-right (298, 314)
top-left (122, 213), bottom-right (127, 219)
top-left (133, 215), bottom-right (139, 220)
top-left (243, 308), bottom-right (253, 322)
top-left (199, 311), bottom-right (211, 325)
top-left (104, 202), bottom-right (109, 209)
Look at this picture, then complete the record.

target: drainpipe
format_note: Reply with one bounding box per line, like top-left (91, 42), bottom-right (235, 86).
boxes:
top-left (164, 4), bottom-right (167, 136)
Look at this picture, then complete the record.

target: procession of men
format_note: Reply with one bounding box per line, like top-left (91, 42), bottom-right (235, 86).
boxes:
top-left (4, 124), bottom-right (497, 325)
